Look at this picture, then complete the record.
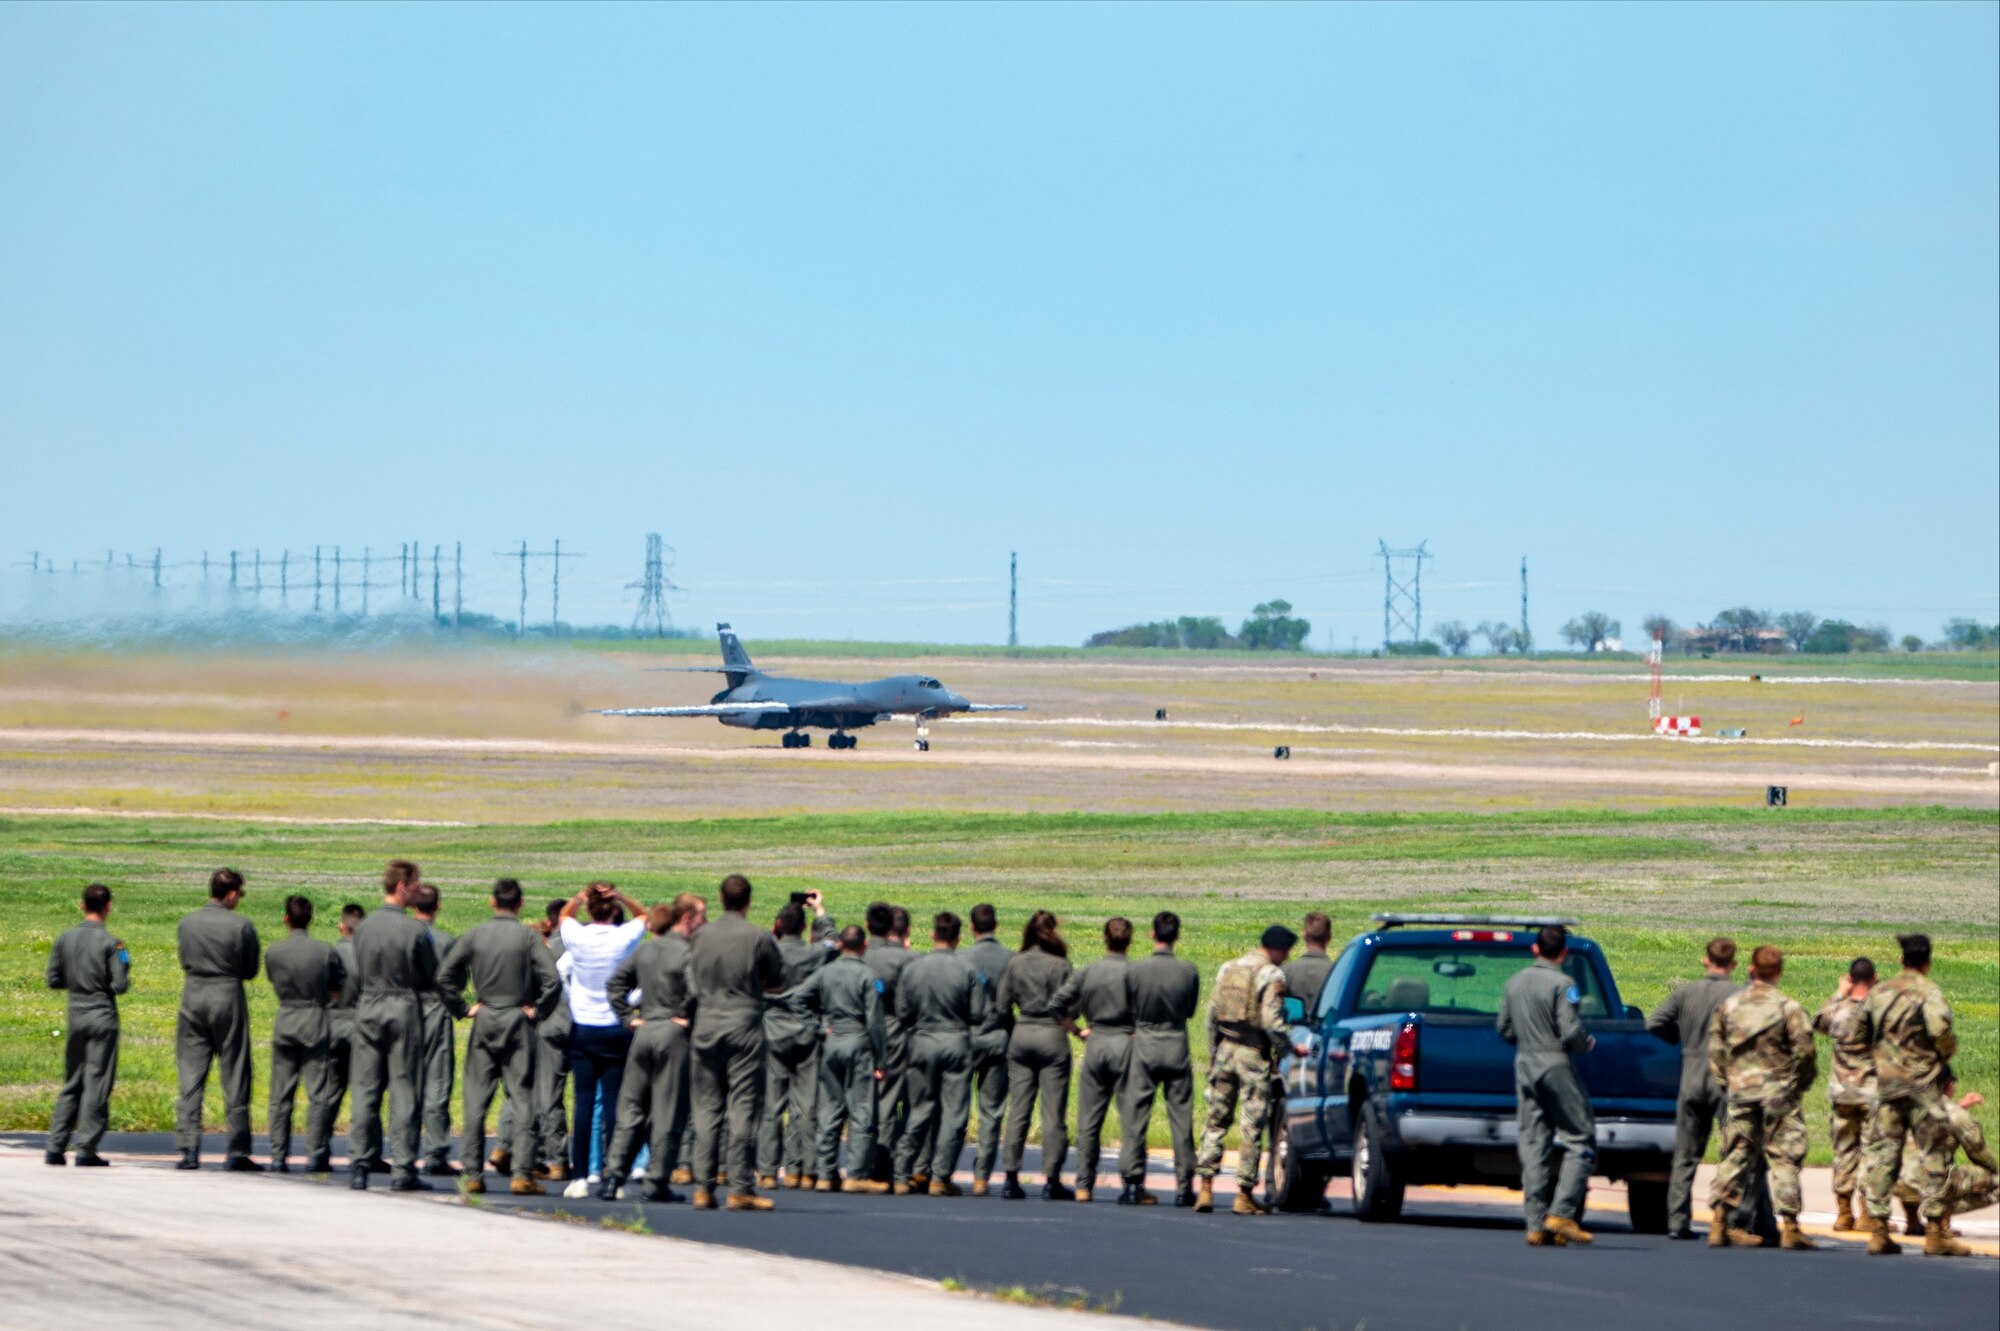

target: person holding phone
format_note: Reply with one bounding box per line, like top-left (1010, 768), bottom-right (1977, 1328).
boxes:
top-left (757, 890), bottom-right (836, 1189)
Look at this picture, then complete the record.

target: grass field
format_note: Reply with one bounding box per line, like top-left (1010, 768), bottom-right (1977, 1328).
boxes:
top-left (3, 807), bottom-right (1992, 1164)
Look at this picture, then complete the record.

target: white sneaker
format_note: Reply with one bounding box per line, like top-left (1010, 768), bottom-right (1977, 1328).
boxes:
top-left (631, 1167), bottom-right (648, 1182)
top-left (562, 1178), bottom-right (592, 1199)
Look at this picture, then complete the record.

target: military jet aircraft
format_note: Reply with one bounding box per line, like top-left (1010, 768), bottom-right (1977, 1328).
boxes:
top-left (596, 624), bottom-right (1025, 750)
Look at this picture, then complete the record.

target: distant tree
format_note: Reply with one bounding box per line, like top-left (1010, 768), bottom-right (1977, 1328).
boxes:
top-left (1856, 625), bottom-right (1892, 652)
top-left (1434, 621), bottom-right (1472, 656)
top-left (1900, 635), bottom-right (1924, 653)
top-left (1801, 619), bottom-right (1892, 654)
top-left (1239, 599), bottom-right (1311, 651)
top-left (1385, 639), bottom-right (1443, 656)
top-left (1174, 616), bottom-right (1237, 650)
top-left (1713, 606), bottom-right (1772, 632)
top-left (1560, 611), bottom-right (1620, 653)
top-left (1776, 611), bottom-right (1818, 652)
top-left (1477, 620), bottom-right (1520, 655)
top-left (1943, 619), bottom-right (1999, 651)
top-left (1641, 614), bottom-right (1678, 650)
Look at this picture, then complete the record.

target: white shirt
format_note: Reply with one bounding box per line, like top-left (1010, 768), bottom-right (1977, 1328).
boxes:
top-left (559, 916), bottom-right (646, 1027)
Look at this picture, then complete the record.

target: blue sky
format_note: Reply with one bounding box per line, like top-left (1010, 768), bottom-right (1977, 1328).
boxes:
top-left (2, 3), bottom-right (1994, 647)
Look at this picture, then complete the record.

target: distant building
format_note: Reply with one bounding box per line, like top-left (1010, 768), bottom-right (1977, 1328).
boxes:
top-left (1680, 626), bottom-right (1789, 654)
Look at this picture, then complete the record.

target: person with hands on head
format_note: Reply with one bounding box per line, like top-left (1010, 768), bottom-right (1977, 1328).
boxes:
top-left (1812, 955), bottom-right (1877, 1232)
top-left (46, 883), bottom-right (129, 1168)
top-left (794, 924), bottom-right (890, 1194)
top-left (1497, 923), bottom-right (1597, 1247)
top-left (556, 881), bottom-right (649, 1196)
top-left (600, 893), bottom-right (704, 1203)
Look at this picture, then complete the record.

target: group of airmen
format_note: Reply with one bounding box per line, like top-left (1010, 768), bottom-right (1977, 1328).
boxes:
top-left (41, 863), bottom-right (1333, 1216)
top-left (1500, 924), bottom-right (1991, 1254)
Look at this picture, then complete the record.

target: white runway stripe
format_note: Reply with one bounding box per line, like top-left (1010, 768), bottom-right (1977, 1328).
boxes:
top-left (948, 715), bottom-right (2000, 754)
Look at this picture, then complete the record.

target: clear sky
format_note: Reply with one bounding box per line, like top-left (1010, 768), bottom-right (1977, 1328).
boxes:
top-left (2, 2), bottom-right (1995, 647)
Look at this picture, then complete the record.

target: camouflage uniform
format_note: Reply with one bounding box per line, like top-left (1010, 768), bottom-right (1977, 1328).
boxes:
top-left (1812, 991), bottom-right (1875, 1205)
top-left (1858, 971), bottom-right (1957, 1224)
top-left (1708, 979), bottom-right (1816, 1219)
top-left (1195, 951), bottom-right (1289, 1191)
top-left (1894, 1096), bottom-right (1998, 1216)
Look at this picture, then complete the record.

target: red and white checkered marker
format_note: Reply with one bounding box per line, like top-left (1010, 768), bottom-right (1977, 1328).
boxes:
top-left (1654, 716), bottom-right (1701, 736)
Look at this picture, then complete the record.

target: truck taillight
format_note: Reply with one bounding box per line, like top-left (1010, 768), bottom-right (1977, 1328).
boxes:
top-left (1450, 929), bottom-right (1512, 942)
top-left (1390, 1021), bottom-right (1419, 1091)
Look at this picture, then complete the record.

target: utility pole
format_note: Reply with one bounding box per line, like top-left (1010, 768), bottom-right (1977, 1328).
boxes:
top-left (314, 546), bottom-right (323, 613)
top-left (361, 547), bottom-right (371, 616)
top-left (152, 549), bottom-right (162, 589)
top-left (515, 541), bottom-right (527, 633)
top-left (453, 542), bottom-right (462, 628)
top-left (280, 550), bottom-right (289, 605)
top-left (399, 543), bottom-right (409, 598)
top-left (229, 550), bottom-right (238, 592)
top-left (1376, 539), bottom-right (1431, 649)
top-left (629, 533), bottom-right (675, 637)
top-left (1519, 557), bottom-right (1531, 654)
top-left (497, 541), bottom-right (580, 635)
top-left (1008, 551), bottom-right (1018, 648)
top-left (431, 544), bottom-right (442, 623)
top-left (333, 546), bottom-right (342, 614)
top-left (253, 549), bottom-right (263, 597)
top-left (552, 538), bottom-right (563, 629)
top-left (202, 551), bottom-right (210, 585)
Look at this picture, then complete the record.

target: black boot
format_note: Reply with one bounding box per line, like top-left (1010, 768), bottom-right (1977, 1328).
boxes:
top-left (305, 1154), bottom-right (331, 1174)
top-left (1042, 1178), bottom-right (1075, 1202)
top-left (350, 1165), bottom-right (369, 1190)
top-left (388, 1173), bottom-right (433, 1193)
top-left (643, 1184), bottom-right (685, 1204)
top-left (1173, 1186), bottom-right (1199, 1208)
top-left (1000, 1172), bottom-right (1027, 1200)
top-left (1666, 1226), bottom-right (1700, 1241)
top-left (223, 1156), bottom-right (266, 1173)
top-left (74, 1152), bottom-right (110, 1168)
top-left (597, 1173), bottom-right (623, 1201)
top-left (176, 1150), bottom-right (201, 1171)
top-left (44, 1151), bottom-right (65, 1167)
top-left (1116, 1183), bottom-right (1146, 1206)
top-left (368, 1159), bottom-right (392, 1175)
top-left (271, 1160), bottom-right (290, 1174)
top-left (423, 1160), bottom-right (461, 1178)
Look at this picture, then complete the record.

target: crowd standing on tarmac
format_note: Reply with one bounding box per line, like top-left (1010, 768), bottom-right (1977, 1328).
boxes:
top-left (41, 867), bottom-right (1996, 1256)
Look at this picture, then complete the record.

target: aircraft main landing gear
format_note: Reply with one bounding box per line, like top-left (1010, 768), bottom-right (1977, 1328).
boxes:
top-left (782, 731), bottom-right (812, 749)
top-left (828, 733), bottom-right (857, 750)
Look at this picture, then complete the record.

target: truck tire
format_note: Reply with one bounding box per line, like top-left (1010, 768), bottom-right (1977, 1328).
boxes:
top-left (1349, 1101), bottom-right (1405, 1223)
top-left (1268, 1115), bottom-right (1331, 1214)
top-left (1627, 1179), bottom-right (1669, 1235)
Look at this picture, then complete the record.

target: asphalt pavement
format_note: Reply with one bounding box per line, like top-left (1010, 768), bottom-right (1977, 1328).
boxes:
top-left (25, 1134), bottom-right (1994, 1331)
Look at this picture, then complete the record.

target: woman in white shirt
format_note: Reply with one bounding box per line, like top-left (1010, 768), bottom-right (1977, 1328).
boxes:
top-left (558, 881), bottom-right (648, 1190)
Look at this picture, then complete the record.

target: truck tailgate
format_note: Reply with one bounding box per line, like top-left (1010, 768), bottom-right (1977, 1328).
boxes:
top-left (1414, 1015), bottom-right (1681, 1104)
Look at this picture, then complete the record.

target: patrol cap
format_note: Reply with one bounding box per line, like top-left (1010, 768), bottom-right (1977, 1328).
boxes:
top-left (1261, 924), bottom-right (1299, 951)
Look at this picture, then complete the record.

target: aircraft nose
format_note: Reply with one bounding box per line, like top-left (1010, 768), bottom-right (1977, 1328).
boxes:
top-left (945, 691), bottom-right (969, 711)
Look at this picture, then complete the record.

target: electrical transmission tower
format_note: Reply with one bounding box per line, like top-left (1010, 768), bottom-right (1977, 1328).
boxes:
top-left (1376, 539), bottom-right (1431, 649)
top-left (629, 534), bottom-right (678, 637)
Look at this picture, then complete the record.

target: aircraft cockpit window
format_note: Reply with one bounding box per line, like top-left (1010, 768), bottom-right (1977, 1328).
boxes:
top-left (920, 678), bottom-right (942, 689)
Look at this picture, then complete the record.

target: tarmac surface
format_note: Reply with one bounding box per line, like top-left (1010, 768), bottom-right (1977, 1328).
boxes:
top-left (24, 1134), bottom-right (1996, 1331)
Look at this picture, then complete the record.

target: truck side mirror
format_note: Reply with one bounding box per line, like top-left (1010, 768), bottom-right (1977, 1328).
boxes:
top-left (1281, 996), bottom-right (1306, 1025)
top-left (1624, 1004), bottom-right (1644, 1020)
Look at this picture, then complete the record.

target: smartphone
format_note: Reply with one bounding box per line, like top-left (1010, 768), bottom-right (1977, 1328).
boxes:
top-left (789, 891), bottom-right (812, 906)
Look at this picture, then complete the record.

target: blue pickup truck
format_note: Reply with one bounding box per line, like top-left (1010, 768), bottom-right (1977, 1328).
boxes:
top-left (1268, 914), bottom-right (1681, 1232)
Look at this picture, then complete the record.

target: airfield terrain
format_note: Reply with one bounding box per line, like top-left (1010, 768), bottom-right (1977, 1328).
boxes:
top-left (1, 642), bottom-right (1994, 1156)
top-left (0, 643), bottom-right (1994, 821)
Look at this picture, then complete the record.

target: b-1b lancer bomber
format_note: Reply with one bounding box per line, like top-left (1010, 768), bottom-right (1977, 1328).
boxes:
top-left (596, 624), bottom-right (1024, 750)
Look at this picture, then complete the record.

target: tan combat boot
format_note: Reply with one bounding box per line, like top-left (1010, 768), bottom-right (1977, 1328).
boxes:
top-left (692, 1188), bottom-right (716, 1210)
top-left (1233, 1191), bottom-right (1270, 1216)
top-left (726, 1192), bottom-right (775, 1212)
top-left (846, 1178), bottom-right (891, 1195)
top-left (971, 1178), bottom-right (989, 1197)
top-left (1543, 1216), bottom-right (1593, 1245)
top-left (892, 1181), bottom-right (913, 1196)
top-left (1525, 1229), bottom-right (1566, 1247)
top-left (510, 1176), bottom-right (545, 1196)
top-left (784, 1172), bottom-right (806, 1191)
top-left (814, 1177), bottom-right (837, 1193)
top-left (1832, 1193), bottom-right (1855, 1231)
top-left (756, 1174), bottom-right (778, 1191)
top-left (1074, 1187), bottom-right (1093, 1205)
top-left (1924, 1221), bottom-right (1972, 1257)
top-left (1709, 1205), bottom-right (1763, 1247)
top-left (910, 1173), bottom-right (930, 1192)
top-left (460, 1176), bottom-right (486, 1195)
top-left (488, 1148), bottom-right (512, 1176)
top-left (670, 1167), bottom-right (694, 1186)
top-left (1866, 1216), bottom-right (1901, 1256)
top-left (1193, 1179), bottom-right (1214, 1213)
top-left (930, 1178), bottom-right (962, 1197)
top-left (1779, 1218), bottom-right (1817, 1250)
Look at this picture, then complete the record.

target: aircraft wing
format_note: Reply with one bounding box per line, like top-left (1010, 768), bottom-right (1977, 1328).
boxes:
top-left (594, 702), bottom-right (792, 718)
top-left (642, 666), bottom-right (738, 673)
top-left (964, 703), bottom-right (1027, 711)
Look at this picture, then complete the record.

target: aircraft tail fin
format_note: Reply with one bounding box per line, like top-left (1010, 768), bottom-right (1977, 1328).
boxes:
top-left (717, 623), bottom-right (758, 677)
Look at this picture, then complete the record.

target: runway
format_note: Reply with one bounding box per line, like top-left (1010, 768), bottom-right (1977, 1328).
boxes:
top-left (36, 1135), bottom-right (1996, 1331)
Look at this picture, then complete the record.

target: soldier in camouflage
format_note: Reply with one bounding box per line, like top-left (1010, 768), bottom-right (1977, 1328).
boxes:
top-left (1706, 944), bottom-right (1817, 1250)
top-left (1194, 924), bottom-right (1301, 1216)
top-left (1858, 932), bottom-right (1968, 1257)
top-left (1811, 955), bottom-right (1877, 1232)
top-left (1893, 1082), bottom-right (1997, 1225)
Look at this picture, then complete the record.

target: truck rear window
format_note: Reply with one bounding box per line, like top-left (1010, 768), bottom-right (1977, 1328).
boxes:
top-left (1355, 947), bottom-right (1605, 1017)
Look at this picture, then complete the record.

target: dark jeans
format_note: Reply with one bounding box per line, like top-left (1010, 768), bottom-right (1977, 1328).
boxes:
top-left (568, 1023), bottom-right (631, 1180)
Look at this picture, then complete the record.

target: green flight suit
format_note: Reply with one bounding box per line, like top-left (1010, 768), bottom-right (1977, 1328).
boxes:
top-left (792, 953), bottom-right (887, 1180)
top-left (175, 900), bottom-right (261, 1161)
top-left (992, 949), bottom-right (1076, 1180)
top-left (965, 934), bottom-right (1014, 1184)
top-left (264, 928), bottom-right (345, 1164)
top-left (757, 916), bottom-right (836, 1179)
top-left (347, 902), bottom-right (438, 1178)
top-left (1497, 958), bottom-right (1596, 1232)
top-left (417, 923), bottom-right (457, 1168)
top-left (1122, 945), bottom-right (1200, 1190)
top-left (605, 930), bottom-right (696, 1191)
top-left (46, 919), bottom-right (130, 1157)
top-left (688, 912), bottom-right (784, 1196)
top-left (1054, 952), bottom-right (1134, 1191)
top-left (864, 936), bottom-right (915, 1181)
top-left (437, 913), bottom-right (562, 1183)
top-left (895, 946), bottom-right (988, 1184)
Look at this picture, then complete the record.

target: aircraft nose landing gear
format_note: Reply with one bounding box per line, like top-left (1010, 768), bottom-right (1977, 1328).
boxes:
top-left (913, 724), bottom-right (930, 753)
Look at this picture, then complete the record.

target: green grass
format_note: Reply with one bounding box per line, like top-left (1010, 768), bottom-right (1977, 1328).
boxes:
top-left (2, 808), bottom-right (1992, 1166)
